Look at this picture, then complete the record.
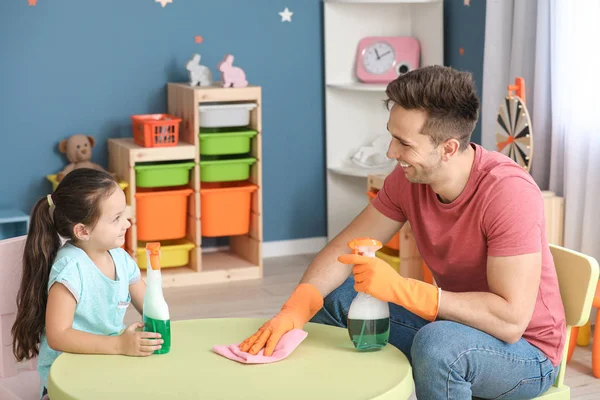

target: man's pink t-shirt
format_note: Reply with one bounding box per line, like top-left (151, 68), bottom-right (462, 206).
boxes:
top-left (372, 143), bottom-right (566, 366)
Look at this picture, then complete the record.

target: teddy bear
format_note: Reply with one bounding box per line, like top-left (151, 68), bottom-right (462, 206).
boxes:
top-left (56, 134), bottom-right (107, 181)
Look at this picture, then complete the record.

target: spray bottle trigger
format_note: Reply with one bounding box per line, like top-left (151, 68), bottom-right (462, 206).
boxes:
top-left (146, 242), bottom-right (161, 271)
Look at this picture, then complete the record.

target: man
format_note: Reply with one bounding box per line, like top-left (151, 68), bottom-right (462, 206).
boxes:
top-left (240, 65), bottom-right (565, 399)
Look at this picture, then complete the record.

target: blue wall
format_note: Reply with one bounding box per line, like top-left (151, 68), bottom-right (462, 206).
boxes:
top-left (444, 0), bottom-right (487, 144)
top-left (0, 0), bottom-right (486, 242)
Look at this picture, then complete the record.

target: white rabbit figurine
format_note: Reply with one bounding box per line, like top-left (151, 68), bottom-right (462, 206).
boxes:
top-left (186, 54), bottom-right (213, 86)
top-left (217, 54), bottom-right (248, 88)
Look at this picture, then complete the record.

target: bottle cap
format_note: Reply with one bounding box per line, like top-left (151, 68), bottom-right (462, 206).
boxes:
top-left (146, 242), bottom-right (161, 270)
top-left (348, 238), bottom-right (382, 255)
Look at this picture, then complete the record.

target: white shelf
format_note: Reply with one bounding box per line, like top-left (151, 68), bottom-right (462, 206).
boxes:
top-left (324, 0), bottom-right (443, 240)
top-left (325, 0), bottom-right (441, 4)
top-left (108, 138), bottom-right (196, 163)
top-left (328, 163), bottom-right (395, 178)
top-left (327, 82), bottom-right (388, 92)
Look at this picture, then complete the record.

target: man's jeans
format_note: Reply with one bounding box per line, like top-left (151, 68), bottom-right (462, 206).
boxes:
top-left (310, 277), bottom-right (559, 399)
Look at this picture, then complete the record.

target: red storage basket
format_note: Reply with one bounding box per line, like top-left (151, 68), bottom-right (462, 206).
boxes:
top-left (131, 114), bottom-right (181, 148)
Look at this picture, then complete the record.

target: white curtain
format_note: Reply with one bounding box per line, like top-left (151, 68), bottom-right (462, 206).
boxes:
top-left (549, 0), bottom-right (600, 260)
top-left (481, 0), bottom-right (600, 264)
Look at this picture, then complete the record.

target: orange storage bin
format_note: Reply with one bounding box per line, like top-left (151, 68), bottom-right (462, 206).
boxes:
top-left (200, 181), bottom-right (258, 237)
top-left (131, 114), bottom-right (181, 148)
top-left (367, 190), bottom-right (400, 250)
top-left (135, 187), bottom-right (193, 241)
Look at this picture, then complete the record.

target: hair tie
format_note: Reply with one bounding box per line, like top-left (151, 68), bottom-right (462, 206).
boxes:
top-left (47, 194), bottom-right (54, 208)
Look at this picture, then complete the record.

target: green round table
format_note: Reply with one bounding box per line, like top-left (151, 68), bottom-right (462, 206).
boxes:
top-left (48, 318), bottom-right (413, 399)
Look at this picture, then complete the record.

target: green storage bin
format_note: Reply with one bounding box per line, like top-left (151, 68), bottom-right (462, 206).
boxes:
top-left (199, 128), bottom-right (257, 156)
top-left (134, 161), bottom-right (195, 188)
top-left (199, 157), bottom-right (256, 182)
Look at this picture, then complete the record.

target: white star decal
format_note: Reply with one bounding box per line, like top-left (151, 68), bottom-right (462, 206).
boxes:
top-left (279, 7), bottom-right (293, 22)
top-left (156, 0), bottom-right (172, 8)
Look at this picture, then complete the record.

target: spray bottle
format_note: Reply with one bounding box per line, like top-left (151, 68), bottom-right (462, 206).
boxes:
top-left (346, 238), bottom-right (390, 351)
top-left (143, 242), bottom-right (171, 354)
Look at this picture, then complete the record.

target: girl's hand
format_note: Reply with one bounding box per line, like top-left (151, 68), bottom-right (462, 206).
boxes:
top-left (118, 322), bottom-right (163, 356)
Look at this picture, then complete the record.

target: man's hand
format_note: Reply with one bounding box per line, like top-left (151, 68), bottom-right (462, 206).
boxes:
top-left (239, 312), bottom-right (295, 356)
top-left (239, 283), bottom-right (323, 356)
top-left (338, 254), bottom-right (440, 321)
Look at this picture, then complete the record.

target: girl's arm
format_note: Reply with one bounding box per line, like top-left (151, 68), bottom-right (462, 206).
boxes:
top-left (45, 283), bottom-right (162, 356)
top-left (129, 280), bottom-right (146, 315)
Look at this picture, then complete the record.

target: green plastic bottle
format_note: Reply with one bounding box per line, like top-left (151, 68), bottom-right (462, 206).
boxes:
top-left (143, 242), bottom-right (171, 354)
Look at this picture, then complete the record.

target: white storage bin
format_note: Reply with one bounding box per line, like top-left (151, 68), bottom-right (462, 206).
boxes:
top-left (198, 102), bottom-right (257, 128)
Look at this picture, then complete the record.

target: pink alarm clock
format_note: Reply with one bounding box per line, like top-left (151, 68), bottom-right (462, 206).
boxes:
top-left (355, 36), bottom-right (420, 84)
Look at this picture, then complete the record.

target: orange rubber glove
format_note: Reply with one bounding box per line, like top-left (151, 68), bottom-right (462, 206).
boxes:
top-left (239, 283), bottom-right (323, 356)
top-left (338, 254), bottom-right (440, 321)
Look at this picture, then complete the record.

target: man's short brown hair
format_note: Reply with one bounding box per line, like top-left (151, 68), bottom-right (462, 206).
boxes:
top-left (385, 65), bottom-right (480, 151)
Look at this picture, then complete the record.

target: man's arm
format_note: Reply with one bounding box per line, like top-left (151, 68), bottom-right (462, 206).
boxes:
top-left (436, 252), bottom-right (541, 343)
top-left (299, 203), bottom-right (404, 298)
top-left (239, 203), bottom-right (403, 356)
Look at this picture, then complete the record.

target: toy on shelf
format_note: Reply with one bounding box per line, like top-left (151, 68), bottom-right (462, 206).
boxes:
top-left (185, 54), bottom-right (213, 87)
top-left (55, 134), bottom-right (108, 181)
top-left (131, 114), bottom-right (181, 148)
top-left (218, 54), bottom-right (248, 88)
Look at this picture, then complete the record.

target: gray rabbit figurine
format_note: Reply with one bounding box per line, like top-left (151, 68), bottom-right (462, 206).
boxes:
top-left (186, 54), bottom-right (213, 86)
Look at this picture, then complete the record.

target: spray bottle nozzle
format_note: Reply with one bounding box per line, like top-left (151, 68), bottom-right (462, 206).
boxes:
top-left (348, 238), bottom-right (382, 256)
top-left (146, 242), bottom-right (161, 271)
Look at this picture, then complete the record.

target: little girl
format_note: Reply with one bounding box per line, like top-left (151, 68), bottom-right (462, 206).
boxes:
top-left (11, 168), bottom-right (164, 399)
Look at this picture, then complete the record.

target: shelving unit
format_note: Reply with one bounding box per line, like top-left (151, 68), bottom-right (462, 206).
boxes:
top-left (108, 84), bottom-right (262, 288)
top-left (324, 0), bottom-right (443, 239)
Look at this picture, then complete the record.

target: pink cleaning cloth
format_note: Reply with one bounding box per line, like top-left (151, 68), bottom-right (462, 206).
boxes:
top-left (212, 329), bottom-right (308, 364)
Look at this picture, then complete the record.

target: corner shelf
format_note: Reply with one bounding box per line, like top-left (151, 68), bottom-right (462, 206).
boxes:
top-left (328, 164), bottom-right (395, 178)
top-left (326, 82), bottom-right (388, 92)
top-left (108, 84), bottom-right (263, 288)
top-left (109, 138), bottom-right (196, 163)
top-left (324, 0), bottom-right (443, 239)
top-left (326, 0), bottom-right (442, 4)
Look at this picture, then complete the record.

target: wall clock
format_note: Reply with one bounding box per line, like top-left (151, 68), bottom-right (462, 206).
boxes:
top-left (356, 36), bottom-right (420, 84)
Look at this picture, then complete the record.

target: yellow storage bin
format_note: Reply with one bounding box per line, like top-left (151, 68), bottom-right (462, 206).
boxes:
top-left (46, 174), bottom-right (129, 192)
top-left (376, 247), bottom-right (400, 274)
top-left (136, 239), bottom-right (195, 269)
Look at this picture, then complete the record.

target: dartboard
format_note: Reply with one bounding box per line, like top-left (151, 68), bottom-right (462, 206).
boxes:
top-left (496, 95), bottom-right (533, 172)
